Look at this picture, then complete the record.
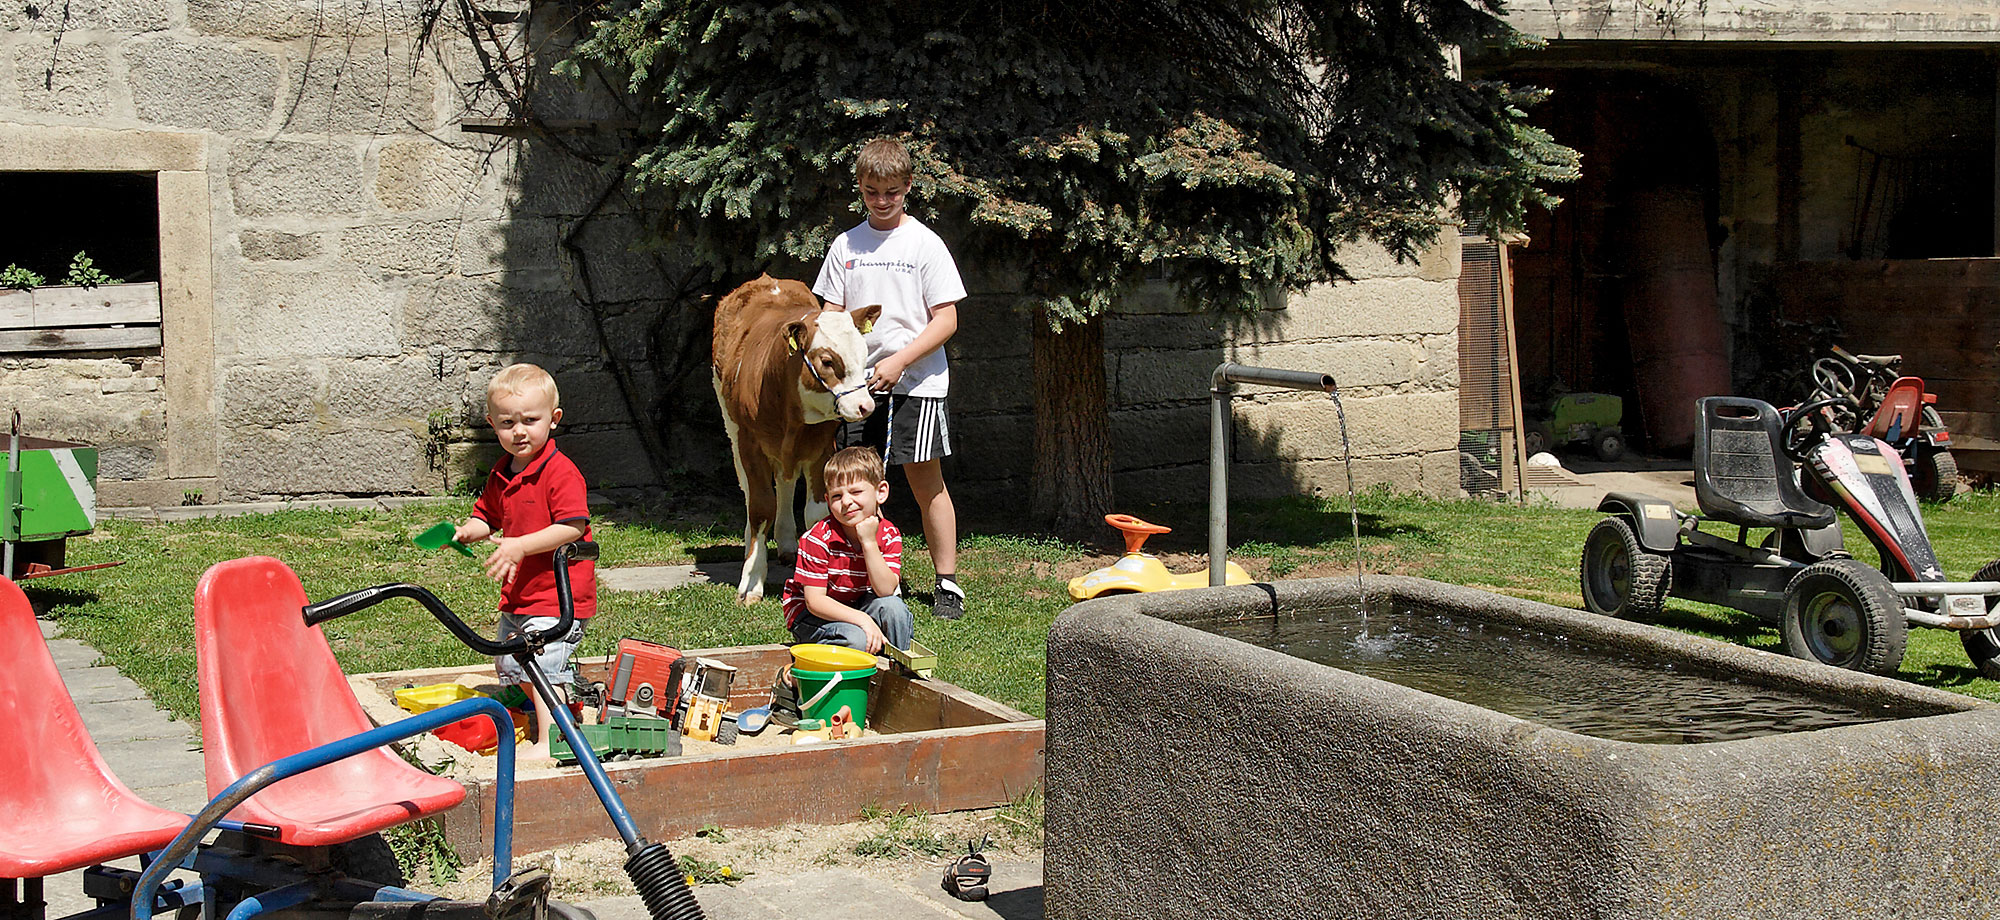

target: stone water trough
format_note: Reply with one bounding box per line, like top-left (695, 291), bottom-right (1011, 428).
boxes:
top-left (1046, 575), bottom-right (2000, 920)
top-left (350, 644), bottom-right (1043, 857)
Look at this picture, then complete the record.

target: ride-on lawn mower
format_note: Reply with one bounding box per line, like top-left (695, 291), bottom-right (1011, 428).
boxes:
top-left (1580, 395), bottom-right (2000, 677)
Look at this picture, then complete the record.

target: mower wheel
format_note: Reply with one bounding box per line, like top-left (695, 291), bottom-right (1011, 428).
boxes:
top-left (1525, 423), bottom-right (1553, 457)
top-left (1579, 516), bottom-right (1671, 621)
top-left (1781, 559), bottom-right (1906, 676)
top-left (1592, 429), bottom-right (1625, 462)
top-left (1958, 560), bottom-right (2000, 680)
top-left (1913, 449), bottom-right (1959, 503)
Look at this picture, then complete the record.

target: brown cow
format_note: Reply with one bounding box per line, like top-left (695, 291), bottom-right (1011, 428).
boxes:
top-left (711, 275), bottom-right (882, 603)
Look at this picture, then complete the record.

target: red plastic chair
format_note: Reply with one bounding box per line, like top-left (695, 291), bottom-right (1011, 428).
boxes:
top-left (194, 557), bottom-right (464, 846)
top-left (0, 575), bottom-right (187, 881)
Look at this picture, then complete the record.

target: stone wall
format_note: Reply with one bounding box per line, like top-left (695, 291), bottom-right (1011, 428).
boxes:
top-left (1509, 1), bottom-right (2000, 43)
top-left (949, 237), bottom-right (1462, 503)
top-left (0, 0), bottom-right (1463, 508)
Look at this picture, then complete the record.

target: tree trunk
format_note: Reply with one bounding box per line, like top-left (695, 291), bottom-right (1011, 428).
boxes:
top-left (1031, 310), bottom-right (1114, 541)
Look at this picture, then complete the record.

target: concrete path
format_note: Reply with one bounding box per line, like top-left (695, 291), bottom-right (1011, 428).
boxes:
top-left (598, 560), bottom-right (792, 594)
top-left (587, 861), bottom-right (1044, 920)
top-left (1524, 457), bottom-right (1698, 511)
top-left (31, 617), bottom-right (1043, 920)
top-left (36, 619), bottom-right (208, 919)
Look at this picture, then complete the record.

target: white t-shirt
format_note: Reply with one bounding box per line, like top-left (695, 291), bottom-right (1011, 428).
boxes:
top-left (812, 217), bottom-right (967, 398)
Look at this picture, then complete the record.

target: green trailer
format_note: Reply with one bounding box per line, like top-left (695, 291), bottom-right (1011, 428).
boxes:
top-left (5, 410), bottom-right (120, 579)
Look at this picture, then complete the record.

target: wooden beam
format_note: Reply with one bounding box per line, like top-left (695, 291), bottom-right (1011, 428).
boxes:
top-left (0, 325), bottom-right (162, 352)
top-left (0, 290), bottom-right (28, 327)
top-left (26, 282), bottom-right (162, 328)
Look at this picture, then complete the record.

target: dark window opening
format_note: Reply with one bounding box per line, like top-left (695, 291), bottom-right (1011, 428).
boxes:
top-left (0, 172), bottom-right (159, 284)
top-left (1846, 141), bottom-right (1995, 259)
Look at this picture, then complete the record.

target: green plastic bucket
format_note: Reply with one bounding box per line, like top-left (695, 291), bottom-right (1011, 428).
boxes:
top-left (792, 665), bottom-right (874, 729)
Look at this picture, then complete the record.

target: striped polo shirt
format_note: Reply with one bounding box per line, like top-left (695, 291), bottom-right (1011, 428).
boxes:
top-left (781, 516), bottom-right (903, 627)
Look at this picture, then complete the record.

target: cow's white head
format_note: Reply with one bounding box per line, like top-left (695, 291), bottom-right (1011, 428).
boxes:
top-left (788, 304), bottom-right (881, 423)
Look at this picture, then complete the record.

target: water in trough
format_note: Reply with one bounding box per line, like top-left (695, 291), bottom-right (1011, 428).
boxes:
top-left (1200, 601), bottom-right (1931, 743)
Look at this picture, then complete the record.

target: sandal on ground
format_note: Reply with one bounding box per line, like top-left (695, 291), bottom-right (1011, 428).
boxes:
top-left (941, 837), bottom-right (991, 902)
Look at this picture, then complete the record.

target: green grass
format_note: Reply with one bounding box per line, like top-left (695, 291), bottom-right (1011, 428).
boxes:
top-left (28, 489), bottom-right (2000, 728)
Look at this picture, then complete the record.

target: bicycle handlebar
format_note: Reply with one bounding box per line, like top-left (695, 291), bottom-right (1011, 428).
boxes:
top-left (301, 540), bottom-right (597, 655)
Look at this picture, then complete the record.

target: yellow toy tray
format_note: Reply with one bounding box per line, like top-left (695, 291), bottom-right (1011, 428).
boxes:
top-left (394, 682), bottom-right (486, 714)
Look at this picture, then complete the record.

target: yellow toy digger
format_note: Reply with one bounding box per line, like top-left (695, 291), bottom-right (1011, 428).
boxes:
top-left (1067, 514), bottom-right (1252, 600)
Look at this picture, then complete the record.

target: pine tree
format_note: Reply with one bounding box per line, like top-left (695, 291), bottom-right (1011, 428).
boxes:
top-left (567, 0), bottom-right (1578, 537)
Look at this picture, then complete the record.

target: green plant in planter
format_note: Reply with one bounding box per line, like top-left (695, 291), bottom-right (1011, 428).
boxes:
top-left (1, 264), bottom-right (44, 290)
top-left (63, 251), bottom-right (117, 288)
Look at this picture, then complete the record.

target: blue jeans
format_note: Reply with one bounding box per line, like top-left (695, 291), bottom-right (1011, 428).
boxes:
top-left (790, 593), bottom-right (914, 652)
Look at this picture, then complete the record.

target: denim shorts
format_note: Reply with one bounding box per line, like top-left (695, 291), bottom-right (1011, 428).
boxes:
top-left (494, 611), bottom-right (586, 686)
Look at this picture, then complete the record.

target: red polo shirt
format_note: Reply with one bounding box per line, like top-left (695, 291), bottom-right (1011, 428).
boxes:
top-left (471, 440), bottom-right (596, 619)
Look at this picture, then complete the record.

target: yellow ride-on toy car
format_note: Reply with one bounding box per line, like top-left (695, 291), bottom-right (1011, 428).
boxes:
top-left (1067, 513), bottom-right (1252, 600)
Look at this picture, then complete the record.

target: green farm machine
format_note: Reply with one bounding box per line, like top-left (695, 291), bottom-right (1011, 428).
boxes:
top-left (5, 410), bottom-right (119, 579)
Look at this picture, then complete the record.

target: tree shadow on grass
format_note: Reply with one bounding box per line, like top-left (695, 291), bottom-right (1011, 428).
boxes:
top-left (956, 495), bottom-right (1435, 557)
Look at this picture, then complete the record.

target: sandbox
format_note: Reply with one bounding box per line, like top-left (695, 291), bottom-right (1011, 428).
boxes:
top-left (350, 644), bottom-right (1043, 857)
top-left (1046, 575), bottom-right (2000, 920)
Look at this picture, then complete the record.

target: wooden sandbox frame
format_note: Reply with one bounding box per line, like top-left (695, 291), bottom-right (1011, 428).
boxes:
top-left (349, 644), bottom-right (1045, 857)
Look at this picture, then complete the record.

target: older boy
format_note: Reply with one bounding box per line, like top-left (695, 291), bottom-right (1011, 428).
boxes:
top-left (780, 447), bottom-right (914, 654)
top-left (454, 363), bottom-right (596, 760)
top-left (814, 137), bottom-right (970, 619)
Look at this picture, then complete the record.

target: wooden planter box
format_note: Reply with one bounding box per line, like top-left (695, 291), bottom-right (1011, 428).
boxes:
top-left (0, 282), bottom-right (162, 352)
top-left (349, 644), bottom-right (1045, 857)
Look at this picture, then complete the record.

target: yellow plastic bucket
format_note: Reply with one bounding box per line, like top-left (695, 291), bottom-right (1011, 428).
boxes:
top-left (791, 643), bottom-right (877, 672)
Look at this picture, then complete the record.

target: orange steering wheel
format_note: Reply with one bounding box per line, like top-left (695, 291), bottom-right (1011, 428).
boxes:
top-left (1104, 513), bottom-right (1171, 554)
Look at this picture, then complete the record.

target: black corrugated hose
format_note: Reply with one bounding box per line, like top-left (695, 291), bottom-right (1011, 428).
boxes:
top-left (624, 842), bottom-right (705, 920)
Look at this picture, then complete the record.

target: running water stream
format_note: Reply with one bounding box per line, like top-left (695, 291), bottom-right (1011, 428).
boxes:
top-left (1329, 389), bottom-right (1363, 597)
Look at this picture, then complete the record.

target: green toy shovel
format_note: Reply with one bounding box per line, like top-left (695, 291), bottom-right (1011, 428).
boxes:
top-left (415, 521), bottom-right (477, 558)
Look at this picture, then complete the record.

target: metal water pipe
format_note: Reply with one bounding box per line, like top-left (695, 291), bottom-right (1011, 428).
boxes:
top-left (1210, 364), bottom-right (1337, 585)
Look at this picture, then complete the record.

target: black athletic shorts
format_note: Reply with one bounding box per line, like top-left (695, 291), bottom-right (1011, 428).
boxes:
top-left (840, 394), bottom-right (952, 465)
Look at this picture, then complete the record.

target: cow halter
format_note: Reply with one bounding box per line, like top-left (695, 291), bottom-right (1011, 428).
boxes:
top-left (787, 331), bottom-right (871, 404)
top-left (787, 318), bottom-right (894, 456)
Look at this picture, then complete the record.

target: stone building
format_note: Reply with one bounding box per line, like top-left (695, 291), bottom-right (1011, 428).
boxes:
top-left (0, 0), bottom-right (1463, 511)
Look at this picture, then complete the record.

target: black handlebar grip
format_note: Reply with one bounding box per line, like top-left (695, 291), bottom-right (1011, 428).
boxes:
top-left (561, 540), bottom-right (599, 562)
top-left (303, 585), bottom-right (398, 626)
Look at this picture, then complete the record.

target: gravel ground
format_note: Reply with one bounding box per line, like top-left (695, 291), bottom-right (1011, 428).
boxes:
top-left (415, 806), bottom-right (1043, 904)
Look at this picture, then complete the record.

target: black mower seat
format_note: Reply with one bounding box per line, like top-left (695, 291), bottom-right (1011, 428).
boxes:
top-left (1692, 396), bottom-right (1836, 530)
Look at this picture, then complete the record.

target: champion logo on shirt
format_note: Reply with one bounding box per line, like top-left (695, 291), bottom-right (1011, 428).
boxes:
top-left (846, 257), bottom-right (918, 273)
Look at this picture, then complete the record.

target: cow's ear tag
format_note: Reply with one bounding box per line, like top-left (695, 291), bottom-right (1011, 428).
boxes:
top-left (786, 331), bottom-right (802, 354)
top-left (857, 317), bottom-right (874, 334)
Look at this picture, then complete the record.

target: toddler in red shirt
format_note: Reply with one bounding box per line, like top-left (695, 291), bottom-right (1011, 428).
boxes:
top-left (780, 447), bottom-right (913, 654)
top-left (454, 363), bottom-right (596, 761)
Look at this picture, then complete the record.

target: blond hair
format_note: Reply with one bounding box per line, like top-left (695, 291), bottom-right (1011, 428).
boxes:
top-left (824, 446), bottom-right (886, 489)
top-left (856, 138), bottom-right (912, 185)
top-left (486, 363), bottom-right (560, 408)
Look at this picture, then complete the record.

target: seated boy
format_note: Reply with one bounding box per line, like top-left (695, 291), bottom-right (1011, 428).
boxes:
top-left (779, 447), bottom-right (913, 654)
top-left (454, 363), bottom-right (596, 761)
